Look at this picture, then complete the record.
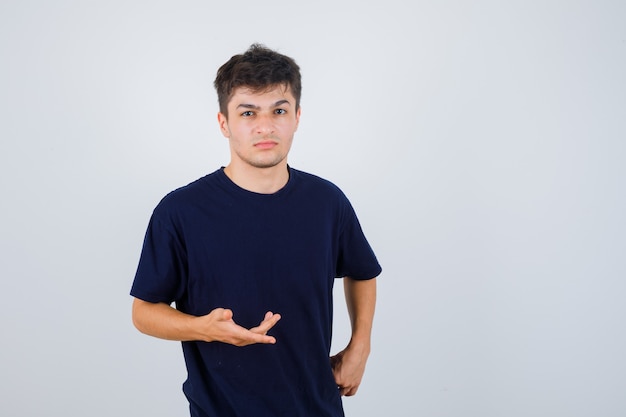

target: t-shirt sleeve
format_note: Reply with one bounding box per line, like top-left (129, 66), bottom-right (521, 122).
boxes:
top-left (335, 197), bottom-right (382, 280)
top-left (130, 208), bottom-right (188, 304)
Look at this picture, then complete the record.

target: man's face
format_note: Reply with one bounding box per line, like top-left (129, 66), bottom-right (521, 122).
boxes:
top-left (218, 85), bottom-right (301, 170)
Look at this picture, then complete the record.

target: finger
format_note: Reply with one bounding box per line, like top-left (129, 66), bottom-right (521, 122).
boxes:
top-left (241, 329), bottom-right (277, 345)
top-left (227, 323), bottom-right (278, 346)
top-left (251, 312), bottom-right (281, 334)
top-left (262, 311), bottom-right (280, 323)
top-left (339, 385), bottom-right (357, 397)
top-left (255, 333), bottom-right (277, 344)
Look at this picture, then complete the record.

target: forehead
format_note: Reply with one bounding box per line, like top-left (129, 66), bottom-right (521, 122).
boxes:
top-left (228, 84), bottom-right (295, 107)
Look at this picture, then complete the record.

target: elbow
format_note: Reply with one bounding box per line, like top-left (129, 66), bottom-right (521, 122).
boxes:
top-left (131, 298), bottom-right (148, 334)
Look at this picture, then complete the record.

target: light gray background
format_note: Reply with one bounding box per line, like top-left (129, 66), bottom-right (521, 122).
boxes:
top-left (1, 1), bottom-right (625, 416)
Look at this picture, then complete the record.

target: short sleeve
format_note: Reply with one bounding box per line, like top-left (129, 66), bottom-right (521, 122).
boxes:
top-left (335, 198), bottom-right (382, 280)
top-left (130, 210), bottom-right (188, 304)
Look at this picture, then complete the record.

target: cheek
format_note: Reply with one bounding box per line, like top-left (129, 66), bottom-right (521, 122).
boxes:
top-left (279, 120), bottom-right (298, 133)
top-left (226, 124), bottom-right (243, 138)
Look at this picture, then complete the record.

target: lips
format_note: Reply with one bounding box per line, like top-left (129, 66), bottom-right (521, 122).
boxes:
top-left (254, 140), bottom-right (277, 149)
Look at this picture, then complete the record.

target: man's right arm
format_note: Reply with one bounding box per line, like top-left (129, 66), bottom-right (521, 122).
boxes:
top-left (132, 298), bottom-right (281, 346)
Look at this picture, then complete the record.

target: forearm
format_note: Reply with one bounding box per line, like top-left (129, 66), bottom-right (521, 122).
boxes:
top-left (132, 298), bottom-right (281, 346)
top-left (331, 277), bottom-right (377, 396)
top-left (343, 277), bottom-right (377, 350)
top-left (132, 298), bottom-right (203, 342)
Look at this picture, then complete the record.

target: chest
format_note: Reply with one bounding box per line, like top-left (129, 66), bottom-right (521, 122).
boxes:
top-left (178, 196), bottom-right (340, 320)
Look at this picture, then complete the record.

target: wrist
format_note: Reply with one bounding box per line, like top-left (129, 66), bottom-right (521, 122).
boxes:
top-left (347, 337), bottom-right (371, 356)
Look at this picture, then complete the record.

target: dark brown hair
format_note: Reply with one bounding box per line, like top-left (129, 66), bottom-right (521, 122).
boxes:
top-left (214, 44), bottom-right (302, 116)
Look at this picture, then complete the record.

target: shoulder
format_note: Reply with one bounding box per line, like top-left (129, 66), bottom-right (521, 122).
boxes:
top-left (288, 168), bottom-right (356, 224)
top-left (290, 167), bottom-right (347, 200)
top-left (152, 170), bottom-right (222, 217)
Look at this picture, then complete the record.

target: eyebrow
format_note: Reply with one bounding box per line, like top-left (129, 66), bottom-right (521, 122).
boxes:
top-left (236, 99), bottom-right (292, 110)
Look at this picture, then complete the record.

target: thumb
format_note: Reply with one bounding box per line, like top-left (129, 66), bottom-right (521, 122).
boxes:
top-left (220, 308), bottom-right (234, 321)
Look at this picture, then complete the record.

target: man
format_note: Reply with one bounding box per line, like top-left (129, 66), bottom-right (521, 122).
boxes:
top-left (131, 44), bottom-right (381, 417)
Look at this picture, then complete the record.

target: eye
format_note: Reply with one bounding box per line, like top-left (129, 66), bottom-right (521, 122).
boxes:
top-left (274, 108), bottom-right (287, 115)
top-left (241, 111), bottom-right (254, 117)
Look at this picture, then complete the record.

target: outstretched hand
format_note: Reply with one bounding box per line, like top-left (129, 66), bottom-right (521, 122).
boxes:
top-left (199, 308), bottom-right (281, 346)
top-left (330, 344), bottom-right (370, 396)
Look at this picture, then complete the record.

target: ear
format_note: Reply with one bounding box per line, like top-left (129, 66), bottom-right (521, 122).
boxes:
top-left (294, 106), bottom-right (302, 132)
top-left (217, 112), bottom-right (230, 138)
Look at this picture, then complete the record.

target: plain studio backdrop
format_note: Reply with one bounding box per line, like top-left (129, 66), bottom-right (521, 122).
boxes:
top-left (1, 1), bottom-right (625, 416)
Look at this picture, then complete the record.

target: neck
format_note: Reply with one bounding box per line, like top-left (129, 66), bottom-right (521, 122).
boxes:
top-left (223, 161), bottom-right (289, 194)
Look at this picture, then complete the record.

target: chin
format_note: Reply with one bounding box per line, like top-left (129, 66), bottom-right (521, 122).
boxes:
top-left (250, 157), bottom-right (287, 169)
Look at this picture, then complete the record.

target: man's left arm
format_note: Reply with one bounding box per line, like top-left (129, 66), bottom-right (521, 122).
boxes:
top-left (331, 276), bottom-right (377, 396)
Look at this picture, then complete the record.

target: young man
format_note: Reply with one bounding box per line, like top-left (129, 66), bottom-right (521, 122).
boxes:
top-left (130, 44), bottom-right (382, 417)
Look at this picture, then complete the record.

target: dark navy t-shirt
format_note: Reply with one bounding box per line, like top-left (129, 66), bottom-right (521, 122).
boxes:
top-left (131, 167), bottom-right (382, 417)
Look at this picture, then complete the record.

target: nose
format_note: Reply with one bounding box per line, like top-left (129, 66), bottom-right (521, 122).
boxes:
top-left (255, 113), bottom-right (275, 135)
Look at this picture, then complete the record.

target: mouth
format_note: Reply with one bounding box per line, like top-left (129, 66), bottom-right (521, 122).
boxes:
top-left (254, 140), bottom-right (278, 150)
